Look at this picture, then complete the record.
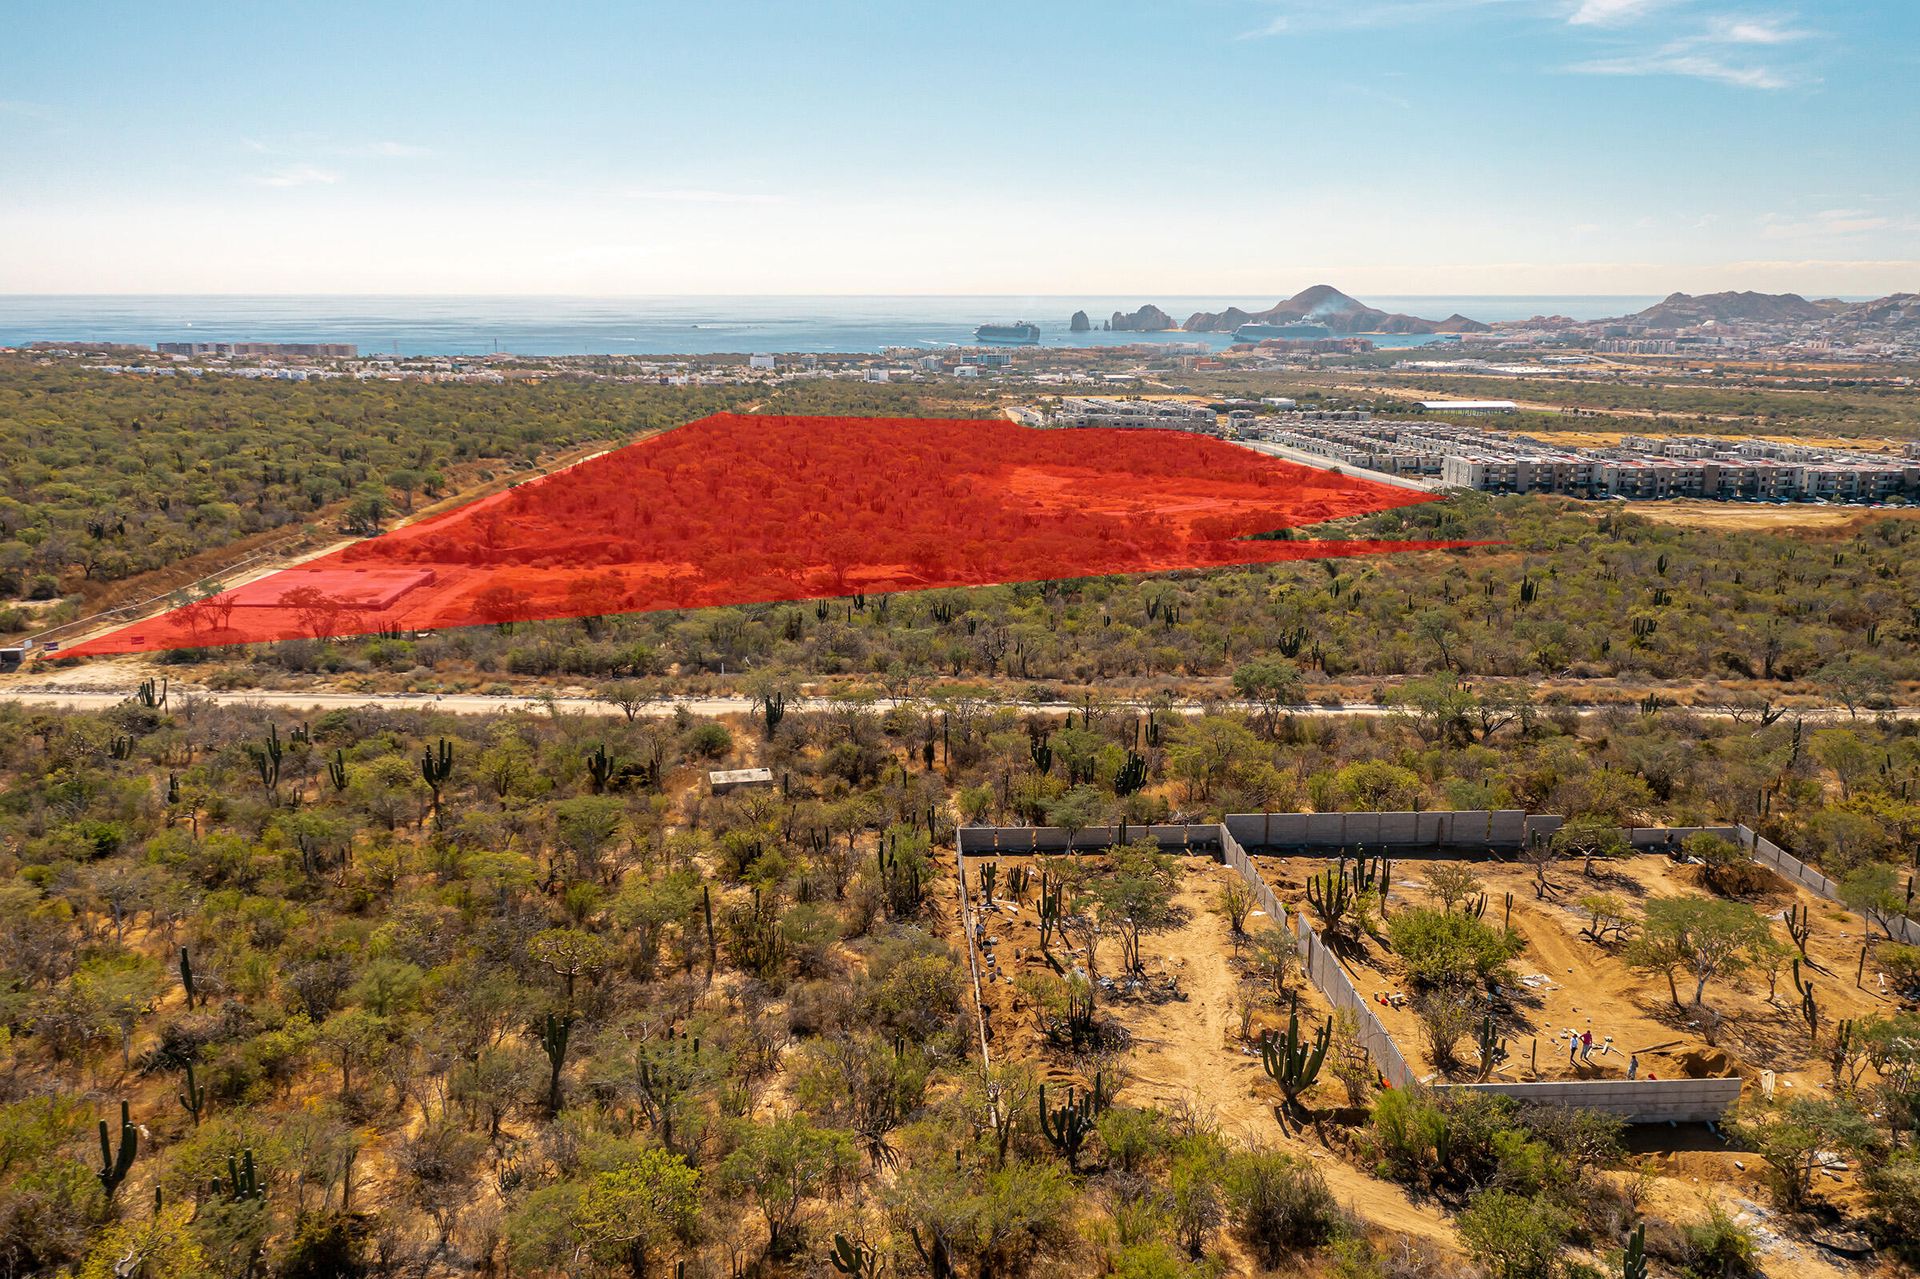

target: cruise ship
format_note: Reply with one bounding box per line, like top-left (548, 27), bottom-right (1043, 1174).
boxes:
top-left (974, 321), bottom-right (1041, 345)
top-left (1232, 320), bottom-right (1333, 342)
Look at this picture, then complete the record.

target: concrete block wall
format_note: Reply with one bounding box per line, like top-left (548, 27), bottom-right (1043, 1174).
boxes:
top-left (1224, 810), bottom-right (1535, 851)
top-left (1438, 1078), bottom-right (1745, 1124)
top-left (954, 823), bottom-right (1222, 855)
top-left (1740, 826), bottom-right (1920, 945)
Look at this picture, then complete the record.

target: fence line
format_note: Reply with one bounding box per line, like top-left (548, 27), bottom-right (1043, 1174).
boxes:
top-left (1218, 822), bottom-right (1284, 925)
top-left (1290, 911), bottom-right (1416, 1088)
top-left (1739, 825), bottom-right (1920, 945)
top-left (952, 853), bottom-right (995, 1076)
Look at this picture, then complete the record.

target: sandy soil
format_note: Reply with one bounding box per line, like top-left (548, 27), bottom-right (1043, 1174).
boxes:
top-left (963, 853), bottom-right (1463, 1258)
top-left (1620, 500), bottom-right (1920, 531)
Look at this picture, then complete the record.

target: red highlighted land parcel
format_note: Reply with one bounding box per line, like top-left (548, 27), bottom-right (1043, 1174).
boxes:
top-left (63, 413), bottom-right (1470, 656)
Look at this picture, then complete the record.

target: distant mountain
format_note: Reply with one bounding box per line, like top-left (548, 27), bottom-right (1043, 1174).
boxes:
top-left (1833, 293), bottom-right (1920, 331)
top-left (1109, 304), bottom-right (1177, 332)
top-left (1625, 291), bottom-right (1840, 328)
top-left (1183, 285), bottom-right (1489, 335)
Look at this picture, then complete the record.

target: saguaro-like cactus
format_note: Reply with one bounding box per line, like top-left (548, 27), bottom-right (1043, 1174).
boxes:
top-left (1305, 862), bottom-right (1353, 931)
top-left (1477, 1009), bottom-right (1505, 1081)
top-left (253, 723), bottom-right (282, 797)
top-left (585, 742), bottom-right (613, 794)
top-left (1622, 1221), bottom-right (1647, 1279)
top-left (1785, 903), bottom-right (1813, 955)
top-left (1260, 995), bottom-right (1331, 1119)
top-left (179, 1061), bottom-right (206, 1125)
top-left (421, 737), bottom-right (454, 819)
top-left (97, 1101), bottom-right (138, 1200)
top-left (327, 749), bottom-right (348, 792)
top-left (179, 946), bottom-right (198, 1010)
top-left (1037, 1084), bottom-right (1096, 1172)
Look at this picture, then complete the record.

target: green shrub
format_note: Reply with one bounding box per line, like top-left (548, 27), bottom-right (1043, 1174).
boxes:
top-left (1225, 1150), bottom-right (1343, 1267)
top-left (1387, 907), bottom-right (1526, 990)
top-left (1457, 1189), bottom-right (1571, 1279)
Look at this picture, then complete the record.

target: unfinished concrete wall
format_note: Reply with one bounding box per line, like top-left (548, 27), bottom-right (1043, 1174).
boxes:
top-left (1292, 912), bottom-right (1416, 1088)
top-left (1436, 1078), bottom-right (1744, 1124)
top-left (954, 823), bottom-right (1222, 856)
top-left (1224, 809), bottom-right (1536, 850)
top-left (1740, 826), bottom-right (1920, 945)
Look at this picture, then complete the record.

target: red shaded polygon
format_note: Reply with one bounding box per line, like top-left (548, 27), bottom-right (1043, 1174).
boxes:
top-left (63, 413), bottom-right (1471, 656)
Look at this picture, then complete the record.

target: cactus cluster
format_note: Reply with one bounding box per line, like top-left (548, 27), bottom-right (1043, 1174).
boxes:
top-left (211, 1149), bottom-right (265, 1203)
top-left (1113, 750), bottom-right (1148, 797)
top-left (1038, 1076), bottom-right (1111, 1172)
top-left (1259, 995), bottom-right (1331, 1120)
top-left (1037, 873), bottom-right (1066, 953)
top-left (878, 839), bottom-right (925, 919)
top-left (1306, 852), bottom-right (1388, 933)
top-left (1476, 1007), bottom-right (1506, 1081)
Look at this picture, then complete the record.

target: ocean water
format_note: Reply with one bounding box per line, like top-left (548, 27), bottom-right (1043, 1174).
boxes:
top-left (0, 294), bottom-right (1664, 358)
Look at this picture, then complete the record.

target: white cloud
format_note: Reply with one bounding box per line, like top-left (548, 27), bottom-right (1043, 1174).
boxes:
top-left (1704, 16), bottom-right (1807, 44)
top-left (1570, 50), bottom-right (1791, 87)
top-left (252, 164), bottom-right (341, 188)
top-left (1566, 0), bottom-right (1667, 26)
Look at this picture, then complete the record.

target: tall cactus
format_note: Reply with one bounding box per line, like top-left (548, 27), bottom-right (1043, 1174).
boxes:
top-left (1037, 875), bottom-right (1066, 953)
top-left (179, 1061), bottom-right (206, 1125)
top-left (179, 946), bottom-right (198, 1010)
top-left (1113, 750), bottom-right (1149, 797)
top-left (420, 736), bottom-right (454, 819)
top-left (1259, 995), bottom-right (1331, 1120)
top-left (585, 742), bottom-right (613, 794)
top-left (97, 1101), bottom-right (138, 1200)
top-left (1037, 1084), bottom-right (1095, 1172)
top-left (326, 749), bottom-right (348, 792)
top-left (212, 1149), bottom-right (265, 1203)
top-left (1305, 861), bottom-right (1353, 932)
top-left (1622, 1221), bottom-right (1647, 1279)
top-left (1476, 1008), bottom-right (1505, 1081)
top-left (1785, 903), bottom-right (1812, 955)
top-left (252, 723), bottom-right (282, 798)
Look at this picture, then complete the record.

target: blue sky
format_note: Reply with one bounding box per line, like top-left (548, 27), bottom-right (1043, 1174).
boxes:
top-left (1, 0), bottom-right (1914, 295)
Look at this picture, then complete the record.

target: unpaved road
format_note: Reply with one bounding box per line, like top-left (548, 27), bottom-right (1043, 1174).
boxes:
top-left (2, 680), bottom-right (1914, 724)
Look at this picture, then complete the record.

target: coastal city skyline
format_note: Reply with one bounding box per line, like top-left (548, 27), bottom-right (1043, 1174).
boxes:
top-left (4, 0), bottom-right (1916, 298)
